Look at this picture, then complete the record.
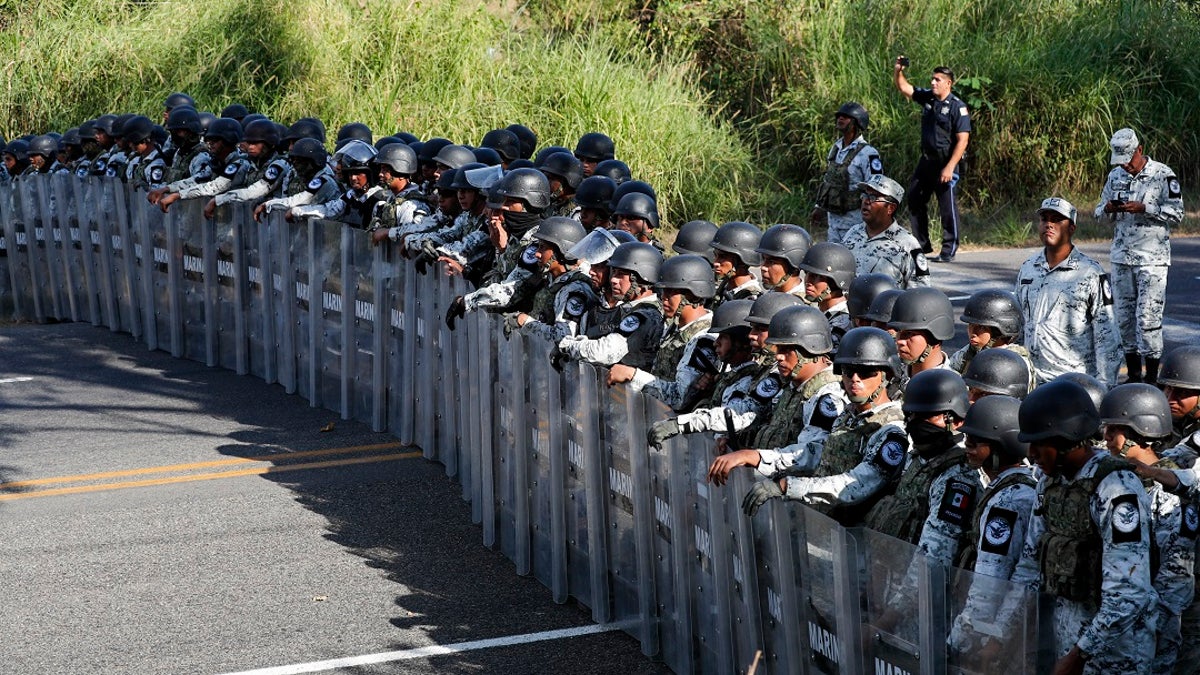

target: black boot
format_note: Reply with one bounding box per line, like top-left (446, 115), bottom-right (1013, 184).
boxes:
top-left (1125, 352), bottom-right (1143, 383)
top-left (1145, 357), bottom-right (1160, 386)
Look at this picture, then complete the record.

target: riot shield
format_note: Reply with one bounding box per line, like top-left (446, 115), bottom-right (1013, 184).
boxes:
top-left (210, 201), bottom-right (248, 374)
top-left (71, 175), bottom-right (106, 327)
top-left (0, 183), bottom-right (32, 322)
top-left (563, 361), bottom-right (611, 622)
top-left (239, 203), bottom-right (270, 380)
top-left (269, 213), bottom-right (302, 394)
top-left (452, 275), bottom-right (474, 501)
top-left (308, 220), bottom-right (344, 415)
top-left (857, 528), bottom-right (947, 675)
top-left (414, 262), bottom-right (437, 457)
top-left (493, 324), bottom-right (529, 569)
top-left (110, 181), bottom-right (142, 337)
top-left (17, 177), bottom-right (50, 321)
top-left (395, 258), bottom-right (418, 445)
top-left (0, 188), bottom-right (11, 321)
top-left (436, 270), bottom-right (460, 478)
top-left (723, 470), bottom-right (764, 671)
top-left (750, 491), bottom-right (805, 674)
top-left (285, 215), bottom-right (315, 401)
top-left (85, 177), bottom-right (118, 330)
top-left (685, 432), bottom-right (734, 674)
top-left (646, 397), bottom-right (692, 673)
top-left (794, 506), bottom-right (863, 674)
top-left (946, 563), bottom-right (1040, 674)
top-left (170, 197), bottom-right (207, 362)
top-left (31, 175), bottom-right (68, 320)
top-left (385, 257), bottom-right (408, 437)
top-left (479, 312), bottom-right (501, 548)
top-left (54, 171), bottom-right (90, 321)
top-left (129, 190), bottom-right (174, 353)
top-left (345, 225), bottom-right (381, 427)
top-left (525, 334), bottom-right (558, 593)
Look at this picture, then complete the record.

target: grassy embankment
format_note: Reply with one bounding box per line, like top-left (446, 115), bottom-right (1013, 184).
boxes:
top-left (2, 0), bottom-right (1199, 246)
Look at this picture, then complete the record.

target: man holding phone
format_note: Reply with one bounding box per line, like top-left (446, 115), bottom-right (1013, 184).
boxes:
top-left (1094, 128), bottom-right (1184, 385)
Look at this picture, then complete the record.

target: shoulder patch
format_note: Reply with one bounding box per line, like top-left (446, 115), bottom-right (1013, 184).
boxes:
top-left (564, 293), bottom-right (587, 318)
top-left (94, 159), bottom-right (107, 173)
top-left (265, 165), bottom-right (281, 182)
top-left (306, 176), bottom-right (325, 191)
top-left (688, 339), bottom-right (718, 373)
top-left (873, 431), bottom-right (908, 472)
top-left (1110, 493), bottom-right (1142, 544)
top-left (223, 163), bottom-right (239, 177)
top-left (1183, 502), bottom-right (1199, 538)
top-left (912, 249), bottom-right (930, 276)
top-left (959, 106), bottom-right (968, 117)
top-left (980, 507), bottom-right (1018, 555)
top-left (149, 165), bottom-right (164, 183)
top-left (937, 478), bottom-right (976, 527)
top-left (868, 155), bottom-right (883, 174)
top-left (1169, 176), bottom-right (1182, 199)
top-left (618, 313), bottom-right (643, 334)
top-left (753, 374), bottom-right (782, 401)
top-left (1099, 273), bottom-right (1113, 306)
top-left (521, 244), bottom-right (539, 266)
top-left (809, 394), bottom-right (840, 431)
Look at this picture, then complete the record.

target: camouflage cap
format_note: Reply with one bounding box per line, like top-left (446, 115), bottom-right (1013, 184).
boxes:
top-left (1109, 128), bottom-right (1139, 165)
top-left (857, 174), bottom-right (904, 204)
top-left (1036, 196), bottom-right (1077, 225)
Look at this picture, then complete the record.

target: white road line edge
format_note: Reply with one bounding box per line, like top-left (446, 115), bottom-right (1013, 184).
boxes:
top-left (0, 377), bottom-right (33, 384)
top-left (217, 623), bottom-right (627, 675)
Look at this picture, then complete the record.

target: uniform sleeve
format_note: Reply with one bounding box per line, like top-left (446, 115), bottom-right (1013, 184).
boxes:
top-left (641, 336), bottom-right (714, 411)
top-left (951, 99), bottom-right (972, 134)
top-left (521, 284), bottom-right (593, 343)
top-left (177, 175), bottom-right (234, 199)
top-left (755, 389), bottom-right (844, 477)
top-left (463, 268), bottom-right (528, 312)
top-left (1145, 172), bottom-right (1184, 226)
top-left (291, 192), bottom-right (349, 220)
top-left (1094, 171), bottom-right (1118, 220)
top-left (785, 424), bottom-right (909, 507)
top-left (1153, 491), bottom-right (1197, 616)
top-left (1075, 472), bottom-right (1157, 658)
top-left (1089, 272), bottom-right (1122, 388)
top-left (559, 332), bottom-right (629, 367)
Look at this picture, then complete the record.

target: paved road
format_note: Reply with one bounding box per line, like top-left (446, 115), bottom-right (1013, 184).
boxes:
top-left (928, 236), bottom-right (1200, 354)
top-left (0, 323), bottom-right (664, 675)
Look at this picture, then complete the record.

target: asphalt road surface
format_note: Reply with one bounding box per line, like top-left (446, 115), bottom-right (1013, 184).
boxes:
top-left (0, 323), bottom-right (665, 675)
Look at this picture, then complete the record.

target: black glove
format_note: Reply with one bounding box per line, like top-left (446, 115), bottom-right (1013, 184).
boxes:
top-left (550, 344), bottom-right (569, 372)
top-left (415, 255), bottom-right (429, 275)
top-left (445, 295), bottom-right (466, 330)
top-left (741, 480), bottom-right (784, 517)
top-left (420, 239), bottom-right (440, 263)
top-left (502, 313), bottom-right (522, 338)
top-left (768, 464), bottom-right (813, 481)
top-left (647, 419), bottom-right (682, 450)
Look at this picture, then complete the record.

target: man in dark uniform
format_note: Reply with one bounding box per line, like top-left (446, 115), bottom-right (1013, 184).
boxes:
top-left (894, 57), bottom-right (971, 262)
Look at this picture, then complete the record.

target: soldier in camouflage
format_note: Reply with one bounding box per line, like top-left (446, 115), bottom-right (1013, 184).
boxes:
top-left (255, 138), bottom-right (340, 223)
top-left (755, 223), bottom-right (813, 300)
top-left (206, 119), bottom-right (290, 218)
top-left (160, 107), bottom-right (212, 185)
top-left (947, 289), bottom-right (1035, 396)
top-left (841, 174), bottom-right (931, 289)
top-left (366, 142), bottom-right (431, 246)
top-left (742, 327), bottom-right (910, 526)
top-left (797, 242), bottom-right (855, 351)
top-left (1100, 384), bottom-right (1196, 674)
top-left (511, 217), bottom-right (598, 344)
top-left (121, 117), bottom-right (167, 191)
top-left (706, 305), bottom-right (846, 484)
top-left (1015, 197), bottom-right (1122, 387)
top-left (608, 254), bottom-right (716, 410)
top-left (538, 151), bottom-right (584, 220)
top-left (427, 165), bottom-right (500, 276)
top-left (948, 395), bottom-right (1037, 668)
top-left (154, 119), bottom-right (253, 213)
top-left (890, 287), bottom-right (957, 387)
top-left (810, 102), bottom-right (884, 243)
top-left (961, 348), bottom-right (1033, 402)
top-left (997, 381), bottom-right (1156, 674)
top-left (1094, 129), bottom-right (1184, 385)
top-left (710, 221), bottom-right (764, 306)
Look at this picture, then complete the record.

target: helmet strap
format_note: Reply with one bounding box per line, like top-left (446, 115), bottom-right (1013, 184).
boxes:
top-left (805, 287), bottom-right (833, 304)
top-left (848, 376), bottom-right (887, 405)
top-left (903, 343), bottom-right (935, 366)
top-left (765, 271), bottom-right (792, 292)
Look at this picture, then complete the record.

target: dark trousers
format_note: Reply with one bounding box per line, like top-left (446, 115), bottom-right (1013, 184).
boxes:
top-left (907, 157), bottom-right (960, 257)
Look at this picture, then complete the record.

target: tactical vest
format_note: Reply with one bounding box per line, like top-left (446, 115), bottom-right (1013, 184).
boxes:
top-left (746, 370), bottom-right (839, 450)
top-left (956, 470), bottom-right (1038, 570)
top-left (652, 315), bottom-right (712, 380)
top-left (529, 270), bottom-right (586, 325)
top-left (1037, 455), bottom-right (1133, 605)
top-left (814, 142), bottom-right (868, 214)
top-left (865, 448), bottom-right (969, 543)
top-left (814, 404), bottom-right (906, 525)
top-left (168, 143), bottom-right (207, 183)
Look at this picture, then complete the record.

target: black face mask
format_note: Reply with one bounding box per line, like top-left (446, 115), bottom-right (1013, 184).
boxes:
top-left (502, 209), bottom-right (541, 237)
top-left (908, 420), bottom-right (963, 458)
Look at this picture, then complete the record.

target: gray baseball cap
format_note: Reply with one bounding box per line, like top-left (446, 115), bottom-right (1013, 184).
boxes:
top-left (1109, 128), bottom-right (1139, 165)
top-left (1037, 197), bottom-right (1077, 225)
top-left (857, 174), bottom-right (905, 204)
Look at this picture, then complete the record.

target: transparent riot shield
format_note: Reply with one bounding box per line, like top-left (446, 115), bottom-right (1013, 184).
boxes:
top-left (268, 213), bottom-right (301, 394)
top-left (437, 271), bottom-right (460, 478)
top-left (58, 174), bottom-right (95, 324)
top-left (452, 275), bottom-right (474, 501)
top-left (722, 469), bottom-right (764, 671)
top-left (110, 181), bottom-right (142, 337)
top-left (18, 177), bottom-right (51, 321)
top-left (71, 176), bottom-right (107, 327)
top-left (169, 197), bottom-right (207, 363)
top-left (239, 203), bottom-right (270, 380)
top-left (415, 264), bottom-right (438, 457)
top-left (309, 220), bottom-right (344, 415)
top-left (210, 201), bottom-right (248, 374)
top-left (493, 322), bottom-right (528, 568)
top-left (750, 492), bottom-right (805, 674)
top-left (646, 397), bottom-right (693, 673)
top-left (0, 190), bottom-right (11, 320)
top-left (946, 564), bottom-right (1040, 674)
top-left (32, 175), bottom-right (69, 321)
top-left (284, 215), bottom-right (315, 401)
top-left (84, 177), bottom-right (118, 330)
top-left (344, 226), bottom-right (379, 427)
top-left (857, 528), bottom-right (947, 675)
top-left (563, 361), bottom-right (611, 623)
top-left (386, 257), bottom-right (409, 437)
top-left (395, 258), bottom-right (418, 445)
top-left (792, 506), bottom-right (863, 675)
top-left (0, 183), bottom-right (32, 322)
top-left (685, 432), bottom-right (734, 674)
top-left (525, 334), bottom-right (558, 594)
top-left (129, 190), bottom-right (174, 353)
top-left (479, 312), bottom-right (501, 548)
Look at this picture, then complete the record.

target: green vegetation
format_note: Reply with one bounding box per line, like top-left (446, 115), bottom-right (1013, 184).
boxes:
top-left (2, 0), bottom-right (1198, 239)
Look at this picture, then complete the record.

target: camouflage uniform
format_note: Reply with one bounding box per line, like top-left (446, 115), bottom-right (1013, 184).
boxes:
top-left (948, 465), bottom-right (1039, 655)
top-left (291, 184), bottom-right (389, 226)
top-left (780, 400), bottom-right (910, 526)
top-left (752, 369), bottom-right (846, 477)
top-left (213, 154), bottom-right (290, 206)
top-left (713, 276), bottom-right (763, 307)
top-left (1000, 452), bottom-right (1157, 673)
top-left (462, 233), bottom-right (542, 313)
top-left (557, 293), bottom-right (664, 370)
top-left (1141, 458), bottom-right (1197, 674)
top-left (519, 269), bottom-right (598, 344)
top-left (947, 342), bottom-right (1036, 393)
top-left (260, 166), bottom-right (341, 216)
top-left (101, 149), bottom-right (127, 180)
top-left (816, 136), bottom-right (883, 243)
top-left (626, 312), bottom-right (717, 411)
top-left (672, 358), bottom-right (781, 438)
top-left (130, 149), bottom-right (167, 191)
top-left (822, 299), bottom-right (851, 352)
top-left (740, 369), bottom-right (839, 452)
top-left (672, 360), bottom-right (763, 432)
top-left (1094, 157), bottom-right (1183, 360)
top-left (431, 211), bottom-right (491, 267)
top-left (166, 142), bottom-right (212, 183)
top-left (841, 220), bottom-right (931, 289)
top-left (165, 151), bottom-right (254, 200)
top-left (1014, 246), bottom-right (1121, 387)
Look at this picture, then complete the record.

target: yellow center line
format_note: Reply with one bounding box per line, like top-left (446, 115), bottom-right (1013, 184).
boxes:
top-left (0, 442), bottom-right (408, 489)
top-left (0, 452), bottom-right (424, 501)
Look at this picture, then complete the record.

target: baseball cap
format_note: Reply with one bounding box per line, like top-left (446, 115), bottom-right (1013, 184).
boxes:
top-left (1037, 197), bottom-right (1077, 225)
top-left (857, 174), bottom-right (905, 204)
top-left (1109, 128), bottom-right (1139, 165)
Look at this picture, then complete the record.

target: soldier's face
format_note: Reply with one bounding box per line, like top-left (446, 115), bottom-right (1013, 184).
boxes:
top-left (963, 436), bottom-right (992, 469)
top-left (860, 192), bottom-right (894, 225)
top-left (661, 290), bottom-right (684, 319)
top-left (610, 268), bottom-right (634, 298)
top-left (774, 344), bottom-right (801, 378)
top-left (715, 333), bottom-right (734, 360)
top-left (438, 190), bottom-right (457, 213)
top-left (1165, 386), bottom-right (1200, 420)
top-left (713, 251), bottom-right (737, 277)
top-left (244, 141), bottom-right (267, 160)
top-left (457, 188), bottom-right (478, 211)
top-left (28, 154), bottom-right (46, 170)
top-left (966, 324), bottom-right (996, 349)
top-left (840, 366), bottom-right (884, 400)
top-left (894, 329), bottom-right (931, 362)
top-left (575, 156), bottom-right (597, 178)
top-left (760, 256), bottom-right (790, 287)
top-left (748, 324), bottom-right (769, 349)
top-left (534, 241), bottom-right (558, 267)
top-left (345, 170), bottom-right (370, 190)
top-left (588, 261), bottom-right (609, 290)
top-left (803, 273), bottom-right (831, 301)
top-left (1103, 424), bottom-right (1131, 454)
top-left (579, 208), bottom-right (606, 230)
top-left (2, 155), bottom-right (14, 171)
top-left (1028, 441), bottom-right (1059, 476)
top-left (1038, 213), bottom-right (1074, 247)
top-left (835, 114), bottom-right (853, 133)
top-left (615, 215), bottom-right (650, 241)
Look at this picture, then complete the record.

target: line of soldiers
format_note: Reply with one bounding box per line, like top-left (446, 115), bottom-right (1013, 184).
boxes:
top-left (4, 93), bottom-right (1192, 673)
